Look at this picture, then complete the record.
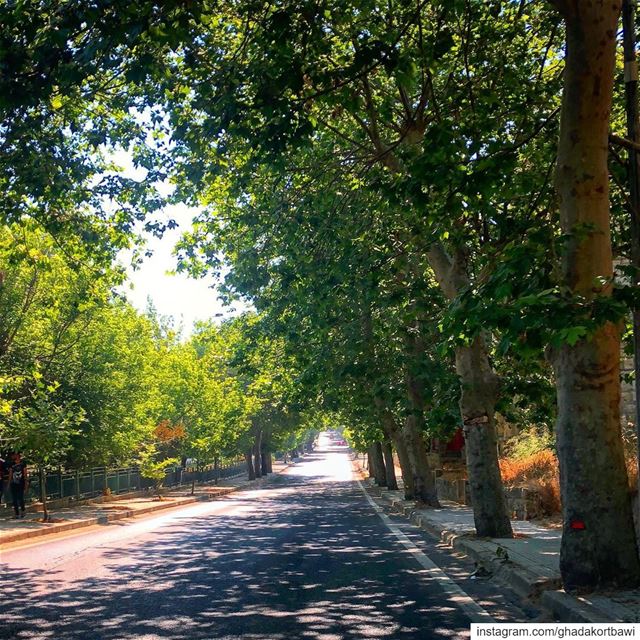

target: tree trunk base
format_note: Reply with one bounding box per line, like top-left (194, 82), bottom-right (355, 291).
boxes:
top-left (464, 420), bottom-right (512, 538)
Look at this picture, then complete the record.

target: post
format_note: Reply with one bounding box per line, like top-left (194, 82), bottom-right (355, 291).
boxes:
top-left (623, 0), bottom-right (640, 475)
top-left (75, 469), bottom-right (80, 501)
top-left (39, 467), bottom-right (48, 522)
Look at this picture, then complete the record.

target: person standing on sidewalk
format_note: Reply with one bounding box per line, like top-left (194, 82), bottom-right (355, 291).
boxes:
top-left (8, 453), bottom-right (28, 519)
top-left (0, 455), bottom-right (6, 506)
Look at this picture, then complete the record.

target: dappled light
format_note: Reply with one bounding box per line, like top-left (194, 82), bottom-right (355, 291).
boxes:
top-left (0, 446), bottom-right (479, 639)
top-left (3, 0), bottom-right (640, 623)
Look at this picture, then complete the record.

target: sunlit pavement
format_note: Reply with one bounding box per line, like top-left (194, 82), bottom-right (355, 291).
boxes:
top-left (0, 435), bottom-right (536, 639)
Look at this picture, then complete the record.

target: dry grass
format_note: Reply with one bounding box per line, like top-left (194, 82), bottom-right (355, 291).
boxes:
top-left (500, 449), bottom-right (558, 485)
top-left (499, 449), bottom-right (639, 517)
top-left (500, 450), bottom-right (560, 516)
top-left (627, 455), bottom-right (638, 495)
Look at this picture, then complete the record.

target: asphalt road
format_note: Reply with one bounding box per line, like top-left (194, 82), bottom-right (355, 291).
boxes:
top-left (0, 437), bottom-right (536, 639)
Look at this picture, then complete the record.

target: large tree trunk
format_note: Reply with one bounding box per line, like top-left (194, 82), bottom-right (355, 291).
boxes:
top-left (366, 449), bottom-right (375, 478)
top-left (265, 448), bottom-right (273, 474)
top-left (253, 431), bottom-right (263, 478)
top-left (401, 415), bottom-right (439, 506)
top-left (456, 338), bottom-right (512, 538)
top-left (372, 442), bottom-right (387, 486)
top-left (367, 445), bottom-right (384, 485)
top-left (376, 398), bottom-right (416, 499)
top-left (392, 432), bottom-right (415, 499)
top-left (382, 440), bottom-right (398, 491)
top-left (261, 449), bottom-right (270, 476)
top-left (260, 438), bottom-right (271, 476)
top-left (402, 335), bottom-right (440, 507)
top-left (245, 450), bottom-right (256, 481)
top-left (428, 245), bottom-right (511, 536)
top-left (550, 0), bottom-right (640, 591)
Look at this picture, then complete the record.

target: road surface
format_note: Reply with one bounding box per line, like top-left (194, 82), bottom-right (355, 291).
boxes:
top-left (0, 436), bottom-right (535, 639)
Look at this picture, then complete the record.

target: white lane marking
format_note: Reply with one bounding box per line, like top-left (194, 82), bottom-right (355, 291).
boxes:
top-left (356, 478), bottom-right (494, 623)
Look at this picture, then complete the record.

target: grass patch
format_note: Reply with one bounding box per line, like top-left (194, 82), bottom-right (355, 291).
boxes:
top-left (500, 448), bottom-right (638, 517)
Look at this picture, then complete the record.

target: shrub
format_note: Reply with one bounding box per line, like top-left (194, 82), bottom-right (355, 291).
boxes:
top-left (500, 450), bottom-right (638, 517)
top-left (138, 443), bottom-right (180, 499)
top-left (627, 455), bottom-right (638, 495)
top-left (500, 449), bottom-right (561, 516)
top-left (500, 449), bottom-right (557, 484)
top-left (502, 426), bottom-right (554, 460)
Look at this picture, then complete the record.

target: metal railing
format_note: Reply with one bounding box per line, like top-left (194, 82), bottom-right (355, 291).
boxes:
top-left (1, 458), bottom-right (246, 507)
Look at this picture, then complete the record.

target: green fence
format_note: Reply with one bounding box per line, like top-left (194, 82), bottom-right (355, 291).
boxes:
top-left (1, 458), bottom-right (246, 507)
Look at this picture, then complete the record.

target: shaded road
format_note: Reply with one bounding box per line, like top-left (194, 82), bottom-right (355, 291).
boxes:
top-left (0, 437), bottom-right (533, 639)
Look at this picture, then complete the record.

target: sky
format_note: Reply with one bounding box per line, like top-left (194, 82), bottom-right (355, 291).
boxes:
top-left (120, 204), bottom-right (242, 336)
top-left (114, 153), bottom-right (249, 336)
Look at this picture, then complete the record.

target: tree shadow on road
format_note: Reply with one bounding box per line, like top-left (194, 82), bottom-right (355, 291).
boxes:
top-left (0, 454), bottom-right (468, 639)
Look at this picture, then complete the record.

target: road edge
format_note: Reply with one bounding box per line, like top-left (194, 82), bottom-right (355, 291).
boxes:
top-left (0, 461), bottom-right (295, 547)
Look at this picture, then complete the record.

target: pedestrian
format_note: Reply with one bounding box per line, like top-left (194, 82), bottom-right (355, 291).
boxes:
top-left (0, 454), bottom-right (5, 506)
top-left (9, 453), bottom-right (28, 519)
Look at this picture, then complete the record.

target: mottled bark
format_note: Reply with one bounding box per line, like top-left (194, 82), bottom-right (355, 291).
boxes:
top-left (456, 338), bottom-right (512, 537)
top-left (403, 337), bottom-right (440, 507)
top-left (376, 398), bottom-right (415, 499)
top-left (366, 450), bottom-right (375, 478)
top-left (245, 450), bottom-right (256, 481)
top-left (550, 0), bottom-right (640, 590)
top-left (372, 442), bottom-right (387, 486)
top-left (428, 246), bottom-right (511, 536)
top-left (382, 440), bottom-right (398, 491)
top-left (253, 431), bottom-right (263, 478)
top-left (366, 445), bottom-right (383, 484)
top-left (261, 448), bottom-right (270, 476)
top-left (401, 414), bottom-right (439, 506)
top-left (265, 450), bottom-right (273, 473)
top-left (392, 432), bottom-right (415, 499)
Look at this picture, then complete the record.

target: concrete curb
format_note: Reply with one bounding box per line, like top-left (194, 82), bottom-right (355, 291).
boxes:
top-left (351, 458), bottom-right (620, 624)
top-left (379, 489), bottom-right (560, 599)
top-left (539, 591), bottom-right (614, 623)
top-left (0, 464), bottom-right (290, 546)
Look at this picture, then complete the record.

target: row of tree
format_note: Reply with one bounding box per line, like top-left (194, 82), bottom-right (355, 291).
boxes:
top-left (2, 0), bottom-right (639, 592)
top-left (0, 221), bottom-right (318, 486)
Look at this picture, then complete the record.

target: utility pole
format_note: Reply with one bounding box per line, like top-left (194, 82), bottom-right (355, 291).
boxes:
top-left (622, 0), bottom-right (640, 474)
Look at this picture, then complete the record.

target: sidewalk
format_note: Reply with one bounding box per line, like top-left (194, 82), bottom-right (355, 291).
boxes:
top-left (353, 457), bottom-right (640, 623)
top-left (0, 460), bottom-right (291, 547)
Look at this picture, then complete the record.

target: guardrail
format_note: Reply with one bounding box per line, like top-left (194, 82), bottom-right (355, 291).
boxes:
top-left (1, 458), bottom-right (246, 507)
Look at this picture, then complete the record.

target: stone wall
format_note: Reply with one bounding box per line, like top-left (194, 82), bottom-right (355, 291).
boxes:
top-left (504, 486), bottom-right (544, 520)
top-left (435, 477), bottom-right (469, 504)
top-left (435, 477), bottom-right (544, 521)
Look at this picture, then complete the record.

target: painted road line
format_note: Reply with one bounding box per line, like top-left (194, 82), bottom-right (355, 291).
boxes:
top-left (357, 478), bottom-right (494, 624)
